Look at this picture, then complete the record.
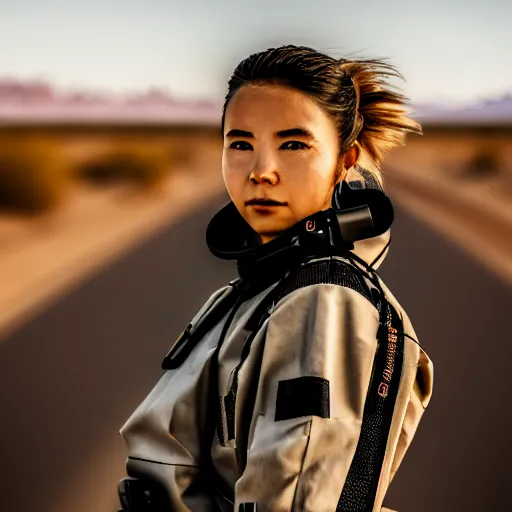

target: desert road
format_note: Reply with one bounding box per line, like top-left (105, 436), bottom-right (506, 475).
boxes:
top-left (0, 190), bottom-right (510, 512)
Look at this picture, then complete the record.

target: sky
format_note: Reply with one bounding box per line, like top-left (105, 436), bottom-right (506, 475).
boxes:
top-left (1, 0), bottom-right (511, 106)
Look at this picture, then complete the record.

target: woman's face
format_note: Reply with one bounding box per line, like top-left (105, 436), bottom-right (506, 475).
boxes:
top-left (222, 83), bottom-right (355, 244)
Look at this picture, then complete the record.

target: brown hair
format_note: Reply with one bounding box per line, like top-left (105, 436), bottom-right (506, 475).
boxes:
top-left (221, 45), bottom-right (421, 186)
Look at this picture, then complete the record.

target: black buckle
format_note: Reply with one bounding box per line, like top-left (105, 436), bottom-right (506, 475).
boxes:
top-left (118, 478), bottom-right (150, 511)
top-left (118, 477), bottom-right (169, 511)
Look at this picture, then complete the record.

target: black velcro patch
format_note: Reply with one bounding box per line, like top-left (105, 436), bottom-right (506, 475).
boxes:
top-left (275, 376), bottom-right (330, 421)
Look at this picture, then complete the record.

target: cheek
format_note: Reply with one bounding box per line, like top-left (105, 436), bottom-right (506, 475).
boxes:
top-left (283, 154), bottom-right (337, 218)
top-left (222, 151), bottom-right (246, 202)
top-left (287, 152), bottom-right (335, 193)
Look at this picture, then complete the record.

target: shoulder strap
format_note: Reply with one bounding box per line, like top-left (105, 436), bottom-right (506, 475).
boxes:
top-left (276, 256), bottom-right (380, 308)
top-left (243, 255), bottom-right (382, 333)
top-left (337, 294), bottom-right (404, 511)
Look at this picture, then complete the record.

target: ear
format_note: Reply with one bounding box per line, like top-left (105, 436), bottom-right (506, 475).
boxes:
top-left (335, 144), bottom-right (361, 184)
top-left (342, 143), bottom-right (360, 170)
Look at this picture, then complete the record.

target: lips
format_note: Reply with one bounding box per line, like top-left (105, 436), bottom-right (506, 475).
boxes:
top-left (246, 198), bottom-right (286, 206)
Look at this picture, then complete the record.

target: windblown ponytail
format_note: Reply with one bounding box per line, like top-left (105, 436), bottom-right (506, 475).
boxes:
top-left (339, 59), bottom-right (422, 177)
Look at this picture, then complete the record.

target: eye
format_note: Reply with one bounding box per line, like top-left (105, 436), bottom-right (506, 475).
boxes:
top-left (280, 141), bottom-right (310, 150)
top-left (229, 141), bottom-right (253, 151)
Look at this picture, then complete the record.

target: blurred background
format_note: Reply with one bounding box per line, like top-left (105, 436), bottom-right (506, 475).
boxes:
top-left (0, 1), bottom-right (510, 511)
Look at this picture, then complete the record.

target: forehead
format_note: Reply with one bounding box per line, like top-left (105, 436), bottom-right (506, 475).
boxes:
top-left (224, 83), bottom-right (335, 133)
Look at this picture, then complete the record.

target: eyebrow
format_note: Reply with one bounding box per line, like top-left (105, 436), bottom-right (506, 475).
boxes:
top-left (225, 127), bottom-right (315, 139)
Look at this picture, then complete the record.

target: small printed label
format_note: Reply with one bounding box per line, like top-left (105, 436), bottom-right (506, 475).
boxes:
top-left (305, 220), bottom-right (316, 231)
top-left (378, 326), bottom-right (398, 399)
top-left (378, 382), bottom-right (389, 398)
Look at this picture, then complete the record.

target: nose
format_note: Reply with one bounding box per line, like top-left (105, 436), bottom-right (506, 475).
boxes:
top-left (249, 152), bottom-right (279, 185)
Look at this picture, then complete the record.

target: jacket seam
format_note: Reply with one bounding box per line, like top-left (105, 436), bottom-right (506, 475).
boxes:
top-left (128, 456), bottom-right (199, 468)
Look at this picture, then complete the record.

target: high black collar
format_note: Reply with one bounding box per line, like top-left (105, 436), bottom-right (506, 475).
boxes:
top-left (206, 201), bottom-right (321, 287)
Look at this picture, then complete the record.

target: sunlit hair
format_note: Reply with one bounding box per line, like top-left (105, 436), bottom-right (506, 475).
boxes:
top-left (222, 45), bottom-right (422, 186)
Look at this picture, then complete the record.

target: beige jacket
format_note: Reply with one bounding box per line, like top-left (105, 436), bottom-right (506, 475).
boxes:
top-left (120, 230), bottom-right (434, 512)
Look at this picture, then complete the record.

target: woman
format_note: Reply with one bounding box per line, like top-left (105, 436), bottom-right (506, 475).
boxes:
top-left (118, 45), bottom-right (434, 512)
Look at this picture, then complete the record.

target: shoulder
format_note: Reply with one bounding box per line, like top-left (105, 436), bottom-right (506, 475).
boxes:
top-left (191, 283), bottom-right (233, 324)
top-left (264, 258), bottom-right (382, 351)
top-left (274, 254), bottom-right (383, 313)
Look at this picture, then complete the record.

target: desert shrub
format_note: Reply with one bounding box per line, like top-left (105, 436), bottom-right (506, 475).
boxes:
top-left (77, 145), bottom-right (171, 188)
top-left (462, 150), bottom-right (501, 179)
top-left (0, 136), bottom-right (71, 214)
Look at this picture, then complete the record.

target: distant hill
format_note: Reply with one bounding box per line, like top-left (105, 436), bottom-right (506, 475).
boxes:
top-left (0, 79), bottom-right (510, 127)
top-left (410, 95), bottom-right (512, 127)
top-left (0, 79), bottom-right (221, 126)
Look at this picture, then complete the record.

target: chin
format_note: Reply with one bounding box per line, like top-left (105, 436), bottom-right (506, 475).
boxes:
top-left (243, 206), bottom-right (294, 232)
top-left (250, 218), bottom-right (293, 238)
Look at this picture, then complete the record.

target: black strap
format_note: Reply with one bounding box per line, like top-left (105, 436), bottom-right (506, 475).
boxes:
top-left (369, 234), bottom-right (392, 269)
top-left (336, 298), bottom-right (404, 511)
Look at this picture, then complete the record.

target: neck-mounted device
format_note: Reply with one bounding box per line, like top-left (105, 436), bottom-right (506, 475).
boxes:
top-left (206, 178), bottom-right (395, 266)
